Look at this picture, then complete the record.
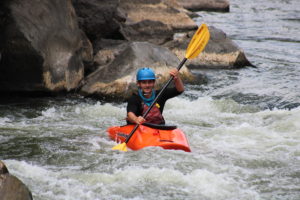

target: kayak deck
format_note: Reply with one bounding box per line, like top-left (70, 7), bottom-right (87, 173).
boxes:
top-left (107, 123), bottom-right (191, 152)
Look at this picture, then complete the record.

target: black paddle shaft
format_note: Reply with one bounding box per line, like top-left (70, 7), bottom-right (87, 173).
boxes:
top-left (125, 58), bottom-right (188, 143)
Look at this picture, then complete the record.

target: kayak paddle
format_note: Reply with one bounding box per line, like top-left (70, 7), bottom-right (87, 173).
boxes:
top-left (112, 24), bottom-right (210, 152)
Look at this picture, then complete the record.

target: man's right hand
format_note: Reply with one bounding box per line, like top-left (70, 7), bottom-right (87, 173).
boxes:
top-left (128, 112), bottom-right (145, 124)
top-left (135, 116), bottom-right (145, 124)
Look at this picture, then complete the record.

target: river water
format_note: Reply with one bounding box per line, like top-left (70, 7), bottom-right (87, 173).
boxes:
top-left (1, 0), bottom-right (299, 199)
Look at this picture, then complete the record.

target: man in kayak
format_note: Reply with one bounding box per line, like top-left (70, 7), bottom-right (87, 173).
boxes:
top-left (126, 67), bottom-right (184, 125)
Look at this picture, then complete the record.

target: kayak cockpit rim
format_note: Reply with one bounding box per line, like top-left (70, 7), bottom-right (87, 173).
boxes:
top-left (121, 123), bottom-right (177, 130)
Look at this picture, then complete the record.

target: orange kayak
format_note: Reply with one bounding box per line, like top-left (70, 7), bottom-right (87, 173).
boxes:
top-left (107, 123), bottom-right (191, 152)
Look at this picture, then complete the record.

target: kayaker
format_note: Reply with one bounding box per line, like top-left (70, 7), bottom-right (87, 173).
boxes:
top-left (127, 67), bottom-right (184, 125)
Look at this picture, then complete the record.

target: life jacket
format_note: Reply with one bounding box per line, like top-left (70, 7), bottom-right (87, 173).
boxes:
top-left (141, 102), bottom-right (165, 124)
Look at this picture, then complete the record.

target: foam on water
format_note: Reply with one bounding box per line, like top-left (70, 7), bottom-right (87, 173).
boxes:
top-left (4, 159), bottom-right (261, 200)
top-left (164, 97), bottom-right (300, 199)
top-left (2, 96), bottom-right (299, 199)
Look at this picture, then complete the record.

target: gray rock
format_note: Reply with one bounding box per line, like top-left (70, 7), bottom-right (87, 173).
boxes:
top-left (0, 0), bottom-right (90, 92)
top-left (72, 0), bottom-right (124, 44)
top-left (119, 20), bottom-right (174, 45)
top-left (0, 161), bottom-right (33, 200)
top-left (165, 26), bottom-right (253, 69)
top-left (119, 0), bottom-right (198, 31)
top-left (177, 0), bottom-right (230, 12)
top-left (73, 0), bottom-right (197, 46)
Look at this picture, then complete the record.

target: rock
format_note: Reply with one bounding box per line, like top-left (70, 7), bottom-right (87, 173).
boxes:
top-left (119, 0), bottom-right (197, 31)
top-left (119, 0), bottom-right (197, 44)
top-left (93, 39), bottom-right (129, 67)
top-left (73, 0), bottom-right (198, 46)
top-left (72, 0), bottom-right (125, 43)
top-left (82, 39), bottom-right (128, 77)
top-left (80, 41), bottom-right (195, 99)
top-left (79, 31), bottom-right (93, 64)
top-left (0, 161), bottom-right (33, 200)
top-left (165, 26), bottom-right (253, 69)
top-left (0, 161), bottom-right (9, 174)
top-left (119, 20), bottom-right (174, 45)
top-left (0, 0), bottom-right (90, 92)
top-left (177, 0), bottom-right (230, 12)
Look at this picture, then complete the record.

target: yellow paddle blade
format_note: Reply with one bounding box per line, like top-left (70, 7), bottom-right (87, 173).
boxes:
top-left (185, 24), bottom-right (210, 59)
top-left (112, 142), bottom-right (128, 152)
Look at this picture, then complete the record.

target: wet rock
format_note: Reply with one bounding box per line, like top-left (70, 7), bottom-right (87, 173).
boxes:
top-left (165, 26), bottom-right (253, 69)
top-left (0, 161), bottom-right (33, 200)
top-left (0, 0), bottom-right (90, 93)
top-left (79, 41), bottom-right (195, 100)
top-left (177, 0), bottom-right (230, 12)
top-left (0, 161), bottom-right (9, 174)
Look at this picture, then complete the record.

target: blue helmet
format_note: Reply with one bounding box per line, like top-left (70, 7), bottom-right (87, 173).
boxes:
top-left (136, 68), bottom-right (156, 81)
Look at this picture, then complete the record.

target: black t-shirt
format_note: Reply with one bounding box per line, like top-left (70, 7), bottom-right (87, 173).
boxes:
top-left (126, 87), bottom-right (182, 123)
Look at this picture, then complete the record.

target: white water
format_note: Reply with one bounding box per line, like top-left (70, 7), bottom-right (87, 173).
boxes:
top-left (1, 0), bottom-right (300, 199)
top-left (1, 97), bottom-right (300, 200)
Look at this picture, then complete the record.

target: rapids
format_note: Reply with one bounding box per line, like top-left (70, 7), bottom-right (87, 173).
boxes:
top-left (1, 0), bottom-right (300, 199)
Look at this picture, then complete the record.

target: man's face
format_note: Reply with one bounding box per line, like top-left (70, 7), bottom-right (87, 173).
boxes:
top-left (137, 80), bottom-right (155, 95)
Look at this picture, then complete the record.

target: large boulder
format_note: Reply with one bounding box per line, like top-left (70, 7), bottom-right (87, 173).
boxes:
top-left (72, 0), bottom-right (198, 46)
top-left (165, 26), bottom-right (253, 68)
top-left (177, 0), bottom-right (230, 12)
top-left (80, 41), bottom-right (196, 100)
top-left (0, 161), bottom-right (33, 200)
top-left (0, 0), bottom-right (91, 92)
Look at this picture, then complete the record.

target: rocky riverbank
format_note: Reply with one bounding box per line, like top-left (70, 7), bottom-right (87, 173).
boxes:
top-left (0, 0), bottom-right (252, 100)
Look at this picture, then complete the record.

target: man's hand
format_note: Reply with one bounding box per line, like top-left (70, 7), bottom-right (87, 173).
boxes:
top-left (135, 116), bottom-right (145, 124)
top-left (169, 68), bottom-right (184, 92)
top-left (169, 68), bottom-right (179, 80)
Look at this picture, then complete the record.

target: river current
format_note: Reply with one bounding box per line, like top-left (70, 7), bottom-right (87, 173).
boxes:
top-left (1, 0), bottom-right (299, 199)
